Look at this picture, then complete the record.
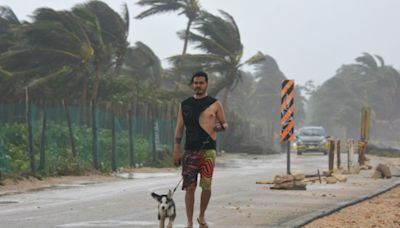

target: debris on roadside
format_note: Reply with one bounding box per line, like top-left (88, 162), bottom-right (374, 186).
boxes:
top-left (255, 180), bottom-right (274, 184)
top-left (332, 174), bottom-right (348, 182)
top-left (371, 163), bottom-right (392, 179)
top-left (256, 171), bottom-right (307, 190)
top-left (341, 165), bottom-right (361, 174)
top-left (325, 176), bottom-right (337, 184)
top-left (256, 169), bottom-right (351, 188)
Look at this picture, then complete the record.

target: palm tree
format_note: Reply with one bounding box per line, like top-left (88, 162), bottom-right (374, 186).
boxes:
top-left (0, 6), bottom-right (22, 99)
top-left (72, 1), bottom-right (130, 103)
top-left (170, 10), bottom-right (265, 107)
top-left (120, 42), bottom-right (162, 90)
top-left (0, 6), bottom-right (21, 53)
top-left (307, 53), bottom-right (400, 139)
top-left (0, 7), bottom-right (94, 100)
top-left (136, 0), bottom-right (201, 55)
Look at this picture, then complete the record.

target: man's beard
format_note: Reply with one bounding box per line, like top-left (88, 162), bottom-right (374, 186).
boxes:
top-left (195, 88), bottom-right (206, 95)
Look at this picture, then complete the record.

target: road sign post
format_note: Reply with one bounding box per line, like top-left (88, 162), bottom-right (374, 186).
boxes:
top-left (281, 80), bottom-right (295, 175)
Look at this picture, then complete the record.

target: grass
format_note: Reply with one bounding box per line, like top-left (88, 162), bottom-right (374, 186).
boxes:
top-left (367, 144), bottom-right (400, 158)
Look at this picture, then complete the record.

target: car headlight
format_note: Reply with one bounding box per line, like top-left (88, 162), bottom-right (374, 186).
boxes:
top-left (320, 139), bottom-right (327, 144)
top-left (297, 139), bottom-right (303, 145)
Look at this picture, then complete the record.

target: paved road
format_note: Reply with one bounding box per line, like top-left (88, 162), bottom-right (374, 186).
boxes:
top-left (0, 153), bottom-right (399, 228)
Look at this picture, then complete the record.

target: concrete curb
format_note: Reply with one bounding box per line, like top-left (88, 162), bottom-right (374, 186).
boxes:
top-left (278, 179), bottom-right (400, 228)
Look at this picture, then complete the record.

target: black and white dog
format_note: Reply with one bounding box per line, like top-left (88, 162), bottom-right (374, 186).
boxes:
top-left (151, 189), bottom-right (176, 228)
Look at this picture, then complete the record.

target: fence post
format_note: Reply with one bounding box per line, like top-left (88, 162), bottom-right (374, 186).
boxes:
top-left (347, 139), bottom-right (354, 171)
top-left (328, 139), bottom-right (335, 173)
top-left (358, 140), bottom-right (368, 166)
top-left (358, 140), bottom-right (366, 165)
top-left (336, 140), bottom-right (341, 169)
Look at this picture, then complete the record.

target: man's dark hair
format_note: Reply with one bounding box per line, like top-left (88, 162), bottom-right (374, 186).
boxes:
top-left (190, 71), bottom-right (208, 84)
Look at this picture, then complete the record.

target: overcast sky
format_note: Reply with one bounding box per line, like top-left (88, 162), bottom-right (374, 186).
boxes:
top-left (1, 0), bottom-right (400, 85)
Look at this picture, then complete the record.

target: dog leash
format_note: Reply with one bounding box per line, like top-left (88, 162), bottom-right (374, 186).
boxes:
top-left (173, 177), bottom-right (183, 193)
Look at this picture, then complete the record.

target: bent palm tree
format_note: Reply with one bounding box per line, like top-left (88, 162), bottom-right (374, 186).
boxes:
top-left (72, 1), bottom-right (130, 102)
top-left (136, 0), bottom-right (201, 55)
top-left (120, 42), bottom-right (163, 89)
top-left (170, 10), bottom-right (265, 107)
top-left (0, 7), bottom-right (94, 100)
top-left (0, 6), bottom-right (21, 53)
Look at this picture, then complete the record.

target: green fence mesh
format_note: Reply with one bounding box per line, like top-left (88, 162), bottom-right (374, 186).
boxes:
top-left (0, 101), bottom-right (177, 176)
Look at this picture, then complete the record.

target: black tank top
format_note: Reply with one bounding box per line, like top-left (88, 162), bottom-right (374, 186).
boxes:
top-left (181, 96), bottom-right (217, 150)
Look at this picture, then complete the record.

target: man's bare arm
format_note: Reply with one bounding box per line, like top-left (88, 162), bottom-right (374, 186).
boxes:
top-left (215, 101), bottom-right (228, 131)
top-left (173, 107), bottom-right (184, 166)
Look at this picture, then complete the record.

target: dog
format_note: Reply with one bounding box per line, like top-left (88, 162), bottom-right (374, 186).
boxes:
top-left (151, 189), bottom-right (176, 228)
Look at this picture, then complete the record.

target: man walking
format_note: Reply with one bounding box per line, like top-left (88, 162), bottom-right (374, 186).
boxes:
top-left (173, 71), bottom-right (228, 228)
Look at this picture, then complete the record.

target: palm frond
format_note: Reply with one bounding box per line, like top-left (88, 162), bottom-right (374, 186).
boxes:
top-left (240, 51), bottom-right (266, 67)
top-left (135, 2), bottom-right (183, 19)
top-left (27, 67), bottom-right (73, 89)
top-left (374, 54), bottom-right (385, 67)
top-left (0, 6), bottom-right (20, 25)
top-left (355, 52), bottom-right (378, 71)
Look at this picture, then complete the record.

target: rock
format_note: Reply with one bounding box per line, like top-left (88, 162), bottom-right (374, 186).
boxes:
top-left (270, 180), bottom-right (306, 190)
top-left (351, 165), bottom-right (361, 174)
top-left (333, 169), bottom-right (344, 174)
top-left (273, 175), bottom-right (294, 184)
top-left (332, 174), bottom-right (348, 182)
top-left (292, 172), bottom-right (305, 181)
top-left (294, 181), bottom-right (307, 188)
top-left (371, 170), bottom-right (383, 179)
top-left (341, 170), bottom-right (351, 175)
top-left (325, 176), bottom-right (337, 184)
top-left (323, 171), bottom-right (331, 176)
top-left (376, 164), bottom-right (392, 178)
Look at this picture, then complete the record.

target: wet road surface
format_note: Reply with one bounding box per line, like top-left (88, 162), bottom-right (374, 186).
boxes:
top-left (0, 153), bottom-right (399, 228)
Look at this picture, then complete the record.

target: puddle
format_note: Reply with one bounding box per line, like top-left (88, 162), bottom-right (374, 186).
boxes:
top-left (0, 200), bottom-right (18, 204)
top-left (57, 220), bottom-right (190, 227)
top-left (216, 158), bottom-right (273, 169)
top-left (113, 173), bottom-right (176, 179)
top-left (27, 184), bottom-right (89, 192)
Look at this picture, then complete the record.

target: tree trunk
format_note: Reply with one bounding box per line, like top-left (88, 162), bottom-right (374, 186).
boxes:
top-left (209, 79), bottom-right (230, 97)
top-left (91, 67), bottom-right (101, 102)
top-left (222, 86), bottom-right (230, 108)
top-left (91, 100), bottom-right (99, 170)
top-left (63, 100), bottom-right (77, 157)
top-left (128, 107), bottom-right (134, 168)
top-left (111, 102), bottom-right (117, 172)
top-left (80, 75), bottom-right (89, 125)
top-left (26, 88), bottom-right (35, 175)
top-left (39, 101), bottom-right (47, 173)
top-left (151, 104), bottom-right (157, 162)
top-left (182, 19), bottom-right (193, 55)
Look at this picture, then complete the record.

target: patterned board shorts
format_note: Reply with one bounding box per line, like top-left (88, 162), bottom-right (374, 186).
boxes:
top-left (182, 149), bottom-right (216, 191)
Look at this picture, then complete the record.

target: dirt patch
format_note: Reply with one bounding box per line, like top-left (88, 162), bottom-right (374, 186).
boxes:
top-left (305, 186), bottom-right (400, 228)
top-left (0, 174), bottom-right (118, 196)
top-left (0, 167), bottom-right (179, 196)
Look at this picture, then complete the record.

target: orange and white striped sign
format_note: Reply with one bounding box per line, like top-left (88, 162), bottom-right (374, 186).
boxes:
top-left (281, 80), bottom-right (295, 141)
